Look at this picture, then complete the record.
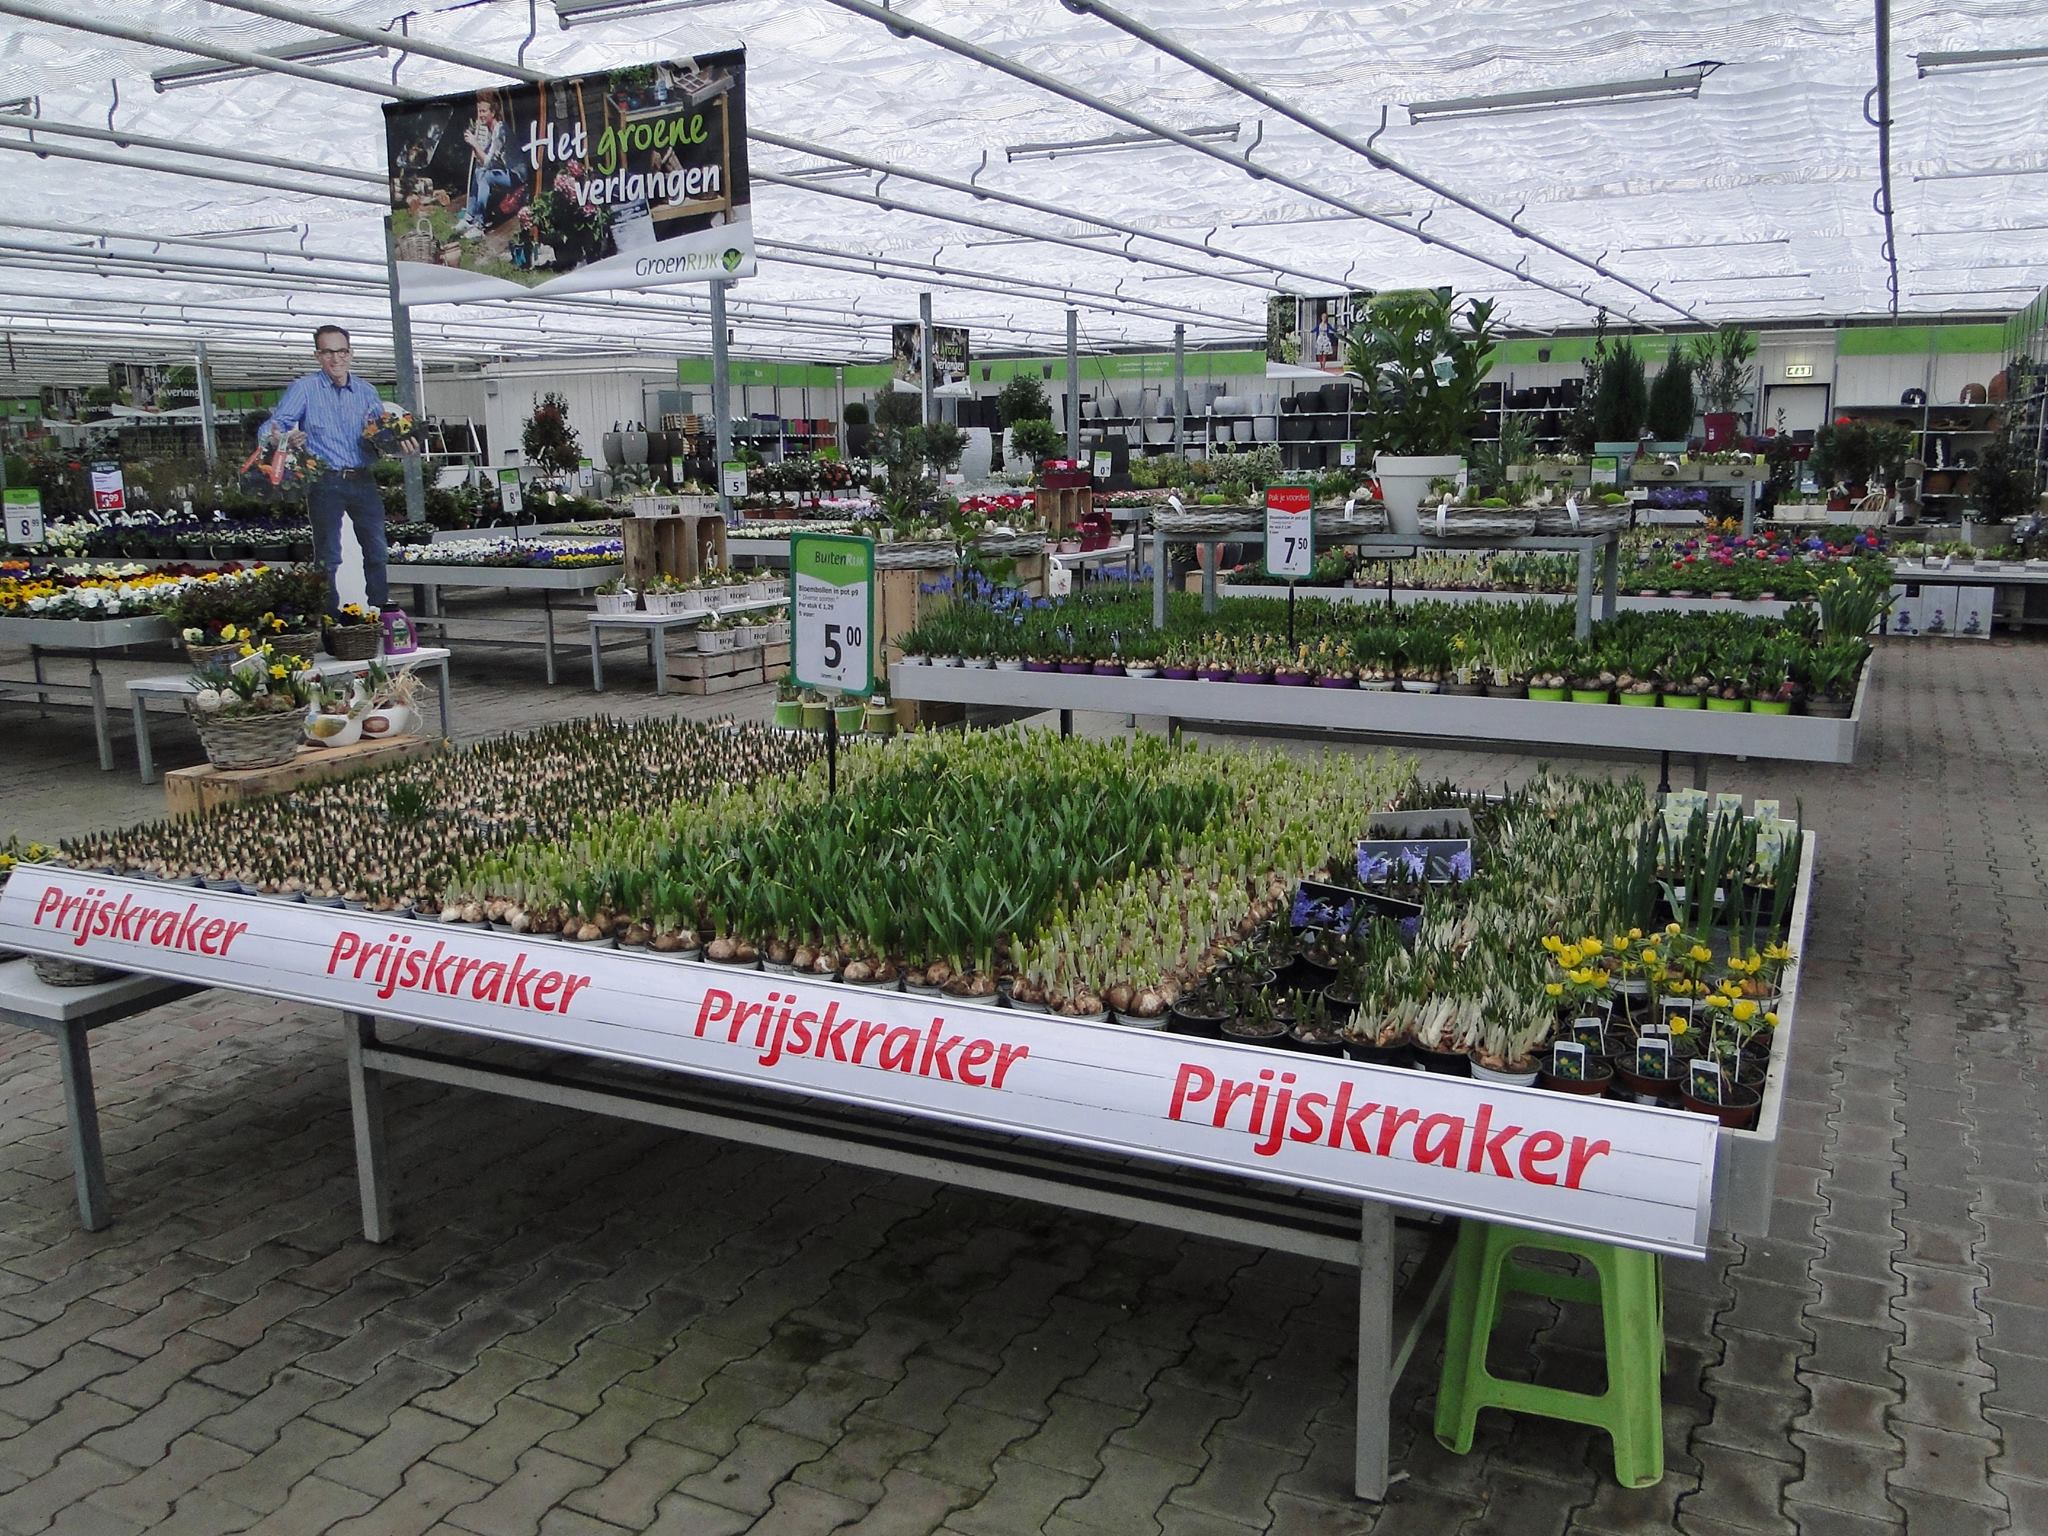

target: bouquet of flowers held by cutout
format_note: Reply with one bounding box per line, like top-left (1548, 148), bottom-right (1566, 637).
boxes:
top-left (240, 429), bottom-right (327, 502)
top-left (363, 404), bottom-right (417, 457)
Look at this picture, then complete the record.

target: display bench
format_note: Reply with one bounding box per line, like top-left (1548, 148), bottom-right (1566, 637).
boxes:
top-left (1153, 528), bottom-right (1623, 640)
top-left (1216, 581), bottom-right (1797, 620)
top-left (395, 563), bottom-right (623, 686)
top-left (889, 663), bottom-right (1867, 791)
top-left (0, 845), bottom-right (1815, 1497)
top-left (0, 614), bottom-right (177, 772)
top-left (587, 599), bottom-right (788, 695)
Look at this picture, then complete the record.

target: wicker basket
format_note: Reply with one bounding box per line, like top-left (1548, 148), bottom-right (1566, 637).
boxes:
top-left (395, 214), bottom-right (438, 263)
top-left (974, 532), bottom-right (1047, 557)
top-left (873, 541), bottom-right (957, 570)
top-left (189, 704), bottom-right (306, 770)
top-left (1313, 507), bottom-right (1390, 539)
top-left (185, 641), bottom-right (242, 669)
top-left (29, 954), bottom-right (125, 988)
top-left (323, 623), bottom-right (383, 661)
top-left (1417, 505), bottom-right (1538, 541)
top-left (1154, 506), bottom-right (1262, 536)
top-left (1534, 504), bottom-right (1633, 536)
top-left (270, 630), bottom-right (323, 660)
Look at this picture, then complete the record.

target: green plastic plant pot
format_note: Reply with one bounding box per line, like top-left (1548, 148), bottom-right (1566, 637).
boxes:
top-left (834, 705), bottom-right (865, 734)
top-left (800, 702), bottom-right (830, 731)
top-left (1752, 700), bottom-right (1793, 716)
top-left (1527, 686), bottom-right (1568, 702)
top-left (1570, 688), bottom-right (1612, 705)
top-left (1616, 692), bottom-right (1659, 707)
top-left (772, 700), bottom-right (802, 730)
top-left (1661, 693), bottom-right (1704, 709)
top-left (1704, 697), bottom-right (1750, 713)
top-left (861, 708), bottom-right (896, 737)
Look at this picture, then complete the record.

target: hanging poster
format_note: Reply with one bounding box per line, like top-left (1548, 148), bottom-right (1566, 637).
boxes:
top-left (1266, 291), bottom-right (1375, 375)
top-left (891, 325), bottom-right (971, 388)
top-left (382, 50), bottom-right (753, 302)
top-left (89, 462), bottom-right (126, 513)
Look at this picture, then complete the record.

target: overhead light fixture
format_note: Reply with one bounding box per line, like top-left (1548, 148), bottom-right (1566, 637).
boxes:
top-left (0, 97), bottom-right (34, 118)
top-left (1908, 286), bottom-right (2042, 297)
top-left (963, 232), bottom-right (1119, 248)
top-left (1911, 223), bottom-right (2048, 238)
top-left (1229, 210), bottom-right (1415, 228)
top-left (1621, 237), bottom-right (1790, 253)
top-left (555, 0), bottom-right (734, 26)
top-left (1405, 70), bottom-right (1709, 125)
top-left (1913, 164), bottom-right (2048, 183)
top-left (776, 164), bottom-right (874, 183)
top-left (153, 35), bottom-right (386, 91)
top-left (1663, 272), bottom-right (1814, 285)
top-left (1695, 294), bottom-right (1826, 305)
top-left (1005, 124), bottom-right (1239, 163)
top-left (1916, 47), bottom-right (2048, 79)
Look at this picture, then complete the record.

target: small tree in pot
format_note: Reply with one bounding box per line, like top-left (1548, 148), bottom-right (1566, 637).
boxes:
top-left (1646, 355), bottom-right (1696, 444)
top-left (1346, 289), bottom-right (1498, 535)
top-left (1686, 325), bottom-right (1758, 448)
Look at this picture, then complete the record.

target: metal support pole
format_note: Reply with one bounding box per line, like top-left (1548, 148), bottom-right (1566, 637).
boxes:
top-left (1354, 1200), bottom-right (1394, 1499)
top-left (345, 1012), bottom-right (393, 1243)
top-left (194, 339), bottom-right (218, 469)
top-left (1173, 323), bottom-right (1187, 458)
top-left (711, 278), bottom-right (734, 523)
top-left (1066, 307), bottom-right (1080, 462)
top-left (919, 291), bottom-right (935, 427)
top-left (835, 365), bottom-right (846, 457)
top-left (382, 217), bottom-right (425, 533)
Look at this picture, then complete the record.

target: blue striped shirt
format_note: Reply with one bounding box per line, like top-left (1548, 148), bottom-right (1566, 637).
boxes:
top-left (262, 371), bottom-right (385, 471)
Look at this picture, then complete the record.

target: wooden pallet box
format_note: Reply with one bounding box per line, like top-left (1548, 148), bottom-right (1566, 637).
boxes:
top-left (167, 734), bottom-right (440, 816)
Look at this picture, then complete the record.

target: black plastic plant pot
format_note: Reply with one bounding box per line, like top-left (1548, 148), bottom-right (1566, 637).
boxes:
top-left (1320, 985), bottom-right (1359, 1027)
top-left (1289, 1028), bottom-right (1345, 1059)
top-left (1538, 1060), bottom-right (1617, 1097)
top-left (1219, 1018), bottom-right (1291, 1050)
top-left (1612, 1057), bottom-right (1682, 1107)
top-left (1168, 1003), bottom-right (1230, 1039)
top-left (1342, 1037), bottom-right (1413, 1070)
top-left (1413, 1045), bottom-right (1472, 1077)
top-left (1679, 1081), bottom-right (1760, 1130)
top-left (1289, 954), bottom-right (1339, 993)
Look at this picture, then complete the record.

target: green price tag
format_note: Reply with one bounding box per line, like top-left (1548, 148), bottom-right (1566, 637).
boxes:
top-left (790, 534), bottom-right (876, 697)
top-left (3, 487), bottom-right (44, 546)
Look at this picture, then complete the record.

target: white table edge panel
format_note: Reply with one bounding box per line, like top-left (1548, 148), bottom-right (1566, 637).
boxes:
top-left (393, 564), bottom-right (623, 590)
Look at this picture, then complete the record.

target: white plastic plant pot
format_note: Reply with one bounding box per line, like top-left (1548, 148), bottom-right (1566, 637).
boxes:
top-left (360, 705), bottom-right (417, 740)
top-left (1376, 454), bottom-right (1466, 538)
top-left (304, 710), bottom-right (364, 748)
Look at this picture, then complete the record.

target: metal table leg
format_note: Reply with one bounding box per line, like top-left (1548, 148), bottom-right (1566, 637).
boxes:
top-left (590, 622), bottom-right (606, 694)
top-left (345, 1012), bottom-right (393, 1243)
top-left (1152, 532), bottom-right (1168, 629)
top-left (1201, 539), bottom-right (1220, 615)
top-left (133, 694), bottom-right (157, 784)
top-left (56, 1020), bottom-right (110, 1231)
top-left (543, 590), bottom-right (558, 686)
top-left (433, 660), bottom-right (454, 739)
top-left (88, 662), bottom-right (113, 772)
top-left (1692, 752), bottom-right (1710, 790)
top-left (1059, 709), bottom-right (1072, 738)
top-left (651, 626), bottom-right (668, 697)
top-left (1573, 546), bottom-right (1596, 641)
top-left (1354, 1201), bottom-right (1394, 1499)
top-left (1601, 534), bottom-right (1620, 621)
top-left (30, 644), bottom-right (47, 711)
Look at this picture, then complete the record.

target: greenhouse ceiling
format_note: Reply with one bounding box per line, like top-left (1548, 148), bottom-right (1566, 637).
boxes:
top-left (0, 0), bottom-right (2044, 382)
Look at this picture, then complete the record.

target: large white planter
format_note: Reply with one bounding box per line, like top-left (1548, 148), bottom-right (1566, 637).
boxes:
top-left (1375, 453), bottom-right (1465, 537)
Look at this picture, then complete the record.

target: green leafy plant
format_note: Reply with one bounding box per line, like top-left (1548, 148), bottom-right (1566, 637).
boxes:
top-left (1685, 326), bottom-right (1758, 417)
top-left (996, 374), bottom-right (1052, 427)
top-left (1646, 356), bottom-right (1696, 442)
top-left (1591, 338), bottom-right (1650, 443)
top-left (1344, 289), bottom-right (1500, 457)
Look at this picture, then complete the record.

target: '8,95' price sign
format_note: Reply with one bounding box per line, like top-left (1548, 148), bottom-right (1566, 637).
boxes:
top-left (791, 533), bottom-right (876, 697)
top-left (1264, 484), bottom-right (1314, 580)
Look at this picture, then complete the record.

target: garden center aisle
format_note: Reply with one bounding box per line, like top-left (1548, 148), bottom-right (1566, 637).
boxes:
top-left (0, 637), bottom-right (2040, 1535)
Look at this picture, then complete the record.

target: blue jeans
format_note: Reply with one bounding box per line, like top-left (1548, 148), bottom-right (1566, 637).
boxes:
top-left (308, 474), bottom-right (389, 612)
top-left (466, 165), bottom-right (511, 225)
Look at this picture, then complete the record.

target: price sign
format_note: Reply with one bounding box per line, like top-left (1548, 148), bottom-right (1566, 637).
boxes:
top-left (791, 533), bottom-right (876, 697)
top-left (721, 461), bottom-right (748, 498)
top-left (496, 467), bottom-right (523, 516)
top-left (89, 461), bottom-right (125, 513)
top-left (671, 456), bottom-right (688, 486)
top-left (1339, 440), bottom-right (1360, 468)
top-left (1590, 454), bottom-right (1619, 487)
top-left (4, 488), bottom-right (44, 546)
top-left (1091, 450), bottom-right (1112, 480)
top-left (1263, 485), bottom-right (1313, 580)
top-left (577, 458), bottom-right (594, 490)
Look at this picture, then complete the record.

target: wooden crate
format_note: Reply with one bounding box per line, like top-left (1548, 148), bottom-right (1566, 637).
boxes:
top-left (669, 647), bottom-right (759, 681)
top-left (167, 734), bottom-right (440, 816)
top-left (676, 663), bottom-right (766, 696)
top-left (1038, 486), bottom-right (1093, 538)
top-left (621, 513), bottom-right (731, 592)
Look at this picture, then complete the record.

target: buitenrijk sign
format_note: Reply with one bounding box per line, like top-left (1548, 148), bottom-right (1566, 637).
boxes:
top-left (0, 870), bottom-right (1717, 1257)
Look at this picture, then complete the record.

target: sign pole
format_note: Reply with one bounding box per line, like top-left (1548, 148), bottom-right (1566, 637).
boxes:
top-left (1288, 581), bottom-right (1296, 647)
top-left (825, 705), bottom-right (838, 797)
top-left (194, 340), bottom-right (219, 469)
top-left (1066, 307), bottom-right (1080, 463)
top-left (711, 278), bottom-right (734, 524)
top-left (1173, 323), bottom-right (1187, 459)
top-left (919, 292), bottom-right (935, 428)
top-left (383, 216), bottom-right (426, 533)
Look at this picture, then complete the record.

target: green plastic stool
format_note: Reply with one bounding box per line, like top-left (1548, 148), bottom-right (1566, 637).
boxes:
top-left (1433, 1220), bottom-right (1666, 1487)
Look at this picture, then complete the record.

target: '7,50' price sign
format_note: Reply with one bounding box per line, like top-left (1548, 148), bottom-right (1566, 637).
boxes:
top-left (791, 533), bottom-right (876, 697)
top-left (1264, 485), bottom-right (1313, 580)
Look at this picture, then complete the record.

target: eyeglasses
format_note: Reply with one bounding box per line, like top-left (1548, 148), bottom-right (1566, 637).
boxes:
top-left (317, 346), bottom-right (352, 357)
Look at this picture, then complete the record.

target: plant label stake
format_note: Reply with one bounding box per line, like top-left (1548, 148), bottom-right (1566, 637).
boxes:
top-left (3, 488), bottom-right (44, 547)
top-left (577, 457), bottom-right (594, 490)
top-left (496, 466), bottom-right (524, 519)
top-left (792, 533), bottom-right (876, 798)
top-left (1264, 485), bottom-right (1312, 644)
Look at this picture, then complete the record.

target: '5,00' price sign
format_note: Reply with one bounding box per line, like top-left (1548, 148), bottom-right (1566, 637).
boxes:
top-left (791, 533), bottom-right (876, 697)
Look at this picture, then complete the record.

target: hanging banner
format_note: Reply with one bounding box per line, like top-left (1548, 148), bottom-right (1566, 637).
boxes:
top-left (382, 50), bottom-right (753, 303)
top-left (0, 868), bottom-right (1719, 1257)
top-left (1266, 291), bottom-right (1375, 376)
top-left (891, 324), bottom-right (970, 388)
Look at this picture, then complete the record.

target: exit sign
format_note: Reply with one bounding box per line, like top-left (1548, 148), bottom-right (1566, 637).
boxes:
top-left (1784, 363), bottom-right (1815, 379)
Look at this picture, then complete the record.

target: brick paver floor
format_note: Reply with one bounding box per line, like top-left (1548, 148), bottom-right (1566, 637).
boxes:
top-left (0, 619), bottom-right (2039, 1533)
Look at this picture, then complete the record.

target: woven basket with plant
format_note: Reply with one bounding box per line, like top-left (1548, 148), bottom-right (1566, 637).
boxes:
top-left (185, 643), bottom-right (317, 771)
top-left (324, 602), bottom-right (383, 661)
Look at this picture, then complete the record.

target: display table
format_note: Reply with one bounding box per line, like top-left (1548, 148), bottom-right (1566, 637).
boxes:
top-left (1216, 581), bottom-right (1797, 619)
top-left (394, 564), bottom-right (622, 685)
top-left (1153, 529), bottom-right (1624, 639)
top-left (0, 957), bottom-right (197, 1230)
top-left (890, 663), bottom-right (1867, 790)
top-left (0, 834), bottom-right (1817, 1496)
top-left (587, 599), bottom-right (786, 695)
top-left (127, 647), bottom-right (454, 784)
top-left (0, 614), bottom-right (178, 772)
